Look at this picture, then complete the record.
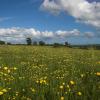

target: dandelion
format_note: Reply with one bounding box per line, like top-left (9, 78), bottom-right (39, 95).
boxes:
top-left (30, 88), bottom-right (35, 93)
top-left (8, 88), bottom-right (11, 90)
top-left (77, 92), bottom-right (82, 96)
top-left (0, 91), bottom-right (3, 95)
top-left (61, 96), bottom-right (64, 100)
top-left (7, 69), bottom-right (11, 73)
top-left (59, 85), bottom-right (64, 89)
top-left (4, 67), bottom-right (8, 70)
top-left (81, 74), bottom-right (84, 78)
top-left (13, 67), bottom-right (17, 70)
top-left (4, 73), bottom-right (7, 76)
top-left (96, 72), bottom-right (100, 76)
top-left (70, 81), bottom-right (75, 85)
top-left (62, 82), bottom-right (65, 85)
top-left (2, 89), bottom-right (7, 93)
top-left (43, 80), bottom-right (47, 84)
top-left (40, 80), bottom-right (43, 84)
top-left (36, 80), bottom-right (39, 83)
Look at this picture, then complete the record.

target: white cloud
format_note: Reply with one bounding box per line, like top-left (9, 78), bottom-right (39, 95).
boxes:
top-left (41, 0), bottom-right (100, 28)
top-left (84, 32), bottom-right (94, 38)
top-left (40, 0), bottom-right (61, 15)
top-left (56, 29), bottom-right (80, 37)
top-left (0, 27), bottom-right (96, 43)
top-left (0, 27), bottom-right (54, 43)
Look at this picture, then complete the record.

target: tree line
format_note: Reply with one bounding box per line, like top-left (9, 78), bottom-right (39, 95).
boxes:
top-left (0, 38), bottom-right (70, 47)
top-left (0, 38), bottom-right (100, 49)
top-left (26, 38), bottom-right (70, 47)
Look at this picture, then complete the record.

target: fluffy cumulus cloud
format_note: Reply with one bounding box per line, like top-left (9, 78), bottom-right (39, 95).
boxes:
top-left (56, 29), bottom-right (80, 37)
top-left (0, 27), bottom-right (95, 44)
top-left (41, 0), bottom-right (100, 28)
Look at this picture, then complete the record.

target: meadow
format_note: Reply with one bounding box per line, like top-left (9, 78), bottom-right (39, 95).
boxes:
top-left (0, 45), bottom-right (100, 100)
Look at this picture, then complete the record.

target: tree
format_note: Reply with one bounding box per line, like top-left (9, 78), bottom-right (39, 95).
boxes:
top-left (7, 42), bottom-right (11, 45)
top-left (0, 40), bottom-right (5, 45)
top-left (26, 38), bottom-right (32, 45)
top-left (65, 41), bottom-right (72, 48)
top-left (39, 41), bottom-right (45, 46)
top-left (53, 43), bottom-right (61, 47)
top-left (65, 41), bottom-right (69, 46)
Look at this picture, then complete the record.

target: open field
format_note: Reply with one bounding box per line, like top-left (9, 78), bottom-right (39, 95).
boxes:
top-left (0, 45), bottom-right (100, 100)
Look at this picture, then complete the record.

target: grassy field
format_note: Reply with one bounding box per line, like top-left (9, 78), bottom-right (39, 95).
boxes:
top-left (0, 45), bottom-right (100, 100)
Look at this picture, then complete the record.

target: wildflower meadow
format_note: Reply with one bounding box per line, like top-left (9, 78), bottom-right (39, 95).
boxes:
top-left (0, 45), bottom-right (100, 100)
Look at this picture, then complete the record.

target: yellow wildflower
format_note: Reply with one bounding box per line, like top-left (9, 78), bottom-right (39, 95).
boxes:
top-left (4, 67), bottom-right (8, 70)
top-left (61, 96), bottom-right (64, 100)
top-left (7, 69), bottom-right (11, 73)
top-left (2, 89), bottom-right (7, 93)
top-left (59, 85), bottom-right (64, 89)
top-left (13, 67), bottom-right (17, 70)
top-left (4, 74), bottom-right (7, 76)
top-left (30, 88), bottom-right (35, 93)
top-left (40, 80), bottom-right (43, 84)
top-left (96, 72), bottom-right (100, 76)
top-left (62, 82), bottom-right (65, 85)
top-left (43, 80), bottom-right (47, 84)
top-left (36, 80), bottom-right (39, 83)
top-left (81, 74), bottom-right (84, 78)
top-left (77, 92), bottom-right (82, 96)
top-left (0, 91), bottom-right (3, 95)
top-left (70, 81), bottom-right (75, 85)
top-left (8, 88), bottom-right (11, 90)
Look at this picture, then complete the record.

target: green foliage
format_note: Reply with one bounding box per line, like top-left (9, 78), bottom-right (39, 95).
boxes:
top-left (65, 41), bottom-right (69, 46)
top-left (7, 42), bottom-right (11, 45)
top-left (26, 38), bottom-right (32, 45)
top-left (39, 41), bottom-right (45, 46)
top-left (0, 40), bottom-right (5, 45)
top-left (53, 43), bottom-right (62, 47)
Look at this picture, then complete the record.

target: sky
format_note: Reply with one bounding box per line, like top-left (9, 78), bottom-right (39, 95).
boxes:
top-left (0, 0), bottom-right (100, 44)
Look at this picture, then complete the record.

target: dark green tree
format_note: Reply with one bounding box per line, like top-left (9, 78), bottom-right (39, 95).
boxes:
top-left (39, 41), bottom-right (45, 46)
top-left (53, 43), bottom-right (61, 47)
top-left (0, 40), bottom-right (5, 45)
top-left (26, 38), bottom-right (32, 45)
top-left (65, 41), bottom-right (69, 46)
top-left (7, 42), bottom-right (11, 45)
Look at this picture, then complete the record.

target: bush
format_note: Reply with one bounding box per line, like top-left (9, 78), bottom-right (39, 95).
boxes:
top-left (39, 41), bottom-right (45, 46)
top-left (53, 43), bottom-right (62, 47)
top-left (0, 40), bottom-right (5, 45)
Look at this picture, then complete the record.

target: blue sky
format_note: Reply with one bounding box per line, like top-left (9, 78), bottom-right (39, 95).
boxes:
top-left (0, 0), bottom-right (100, 44)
